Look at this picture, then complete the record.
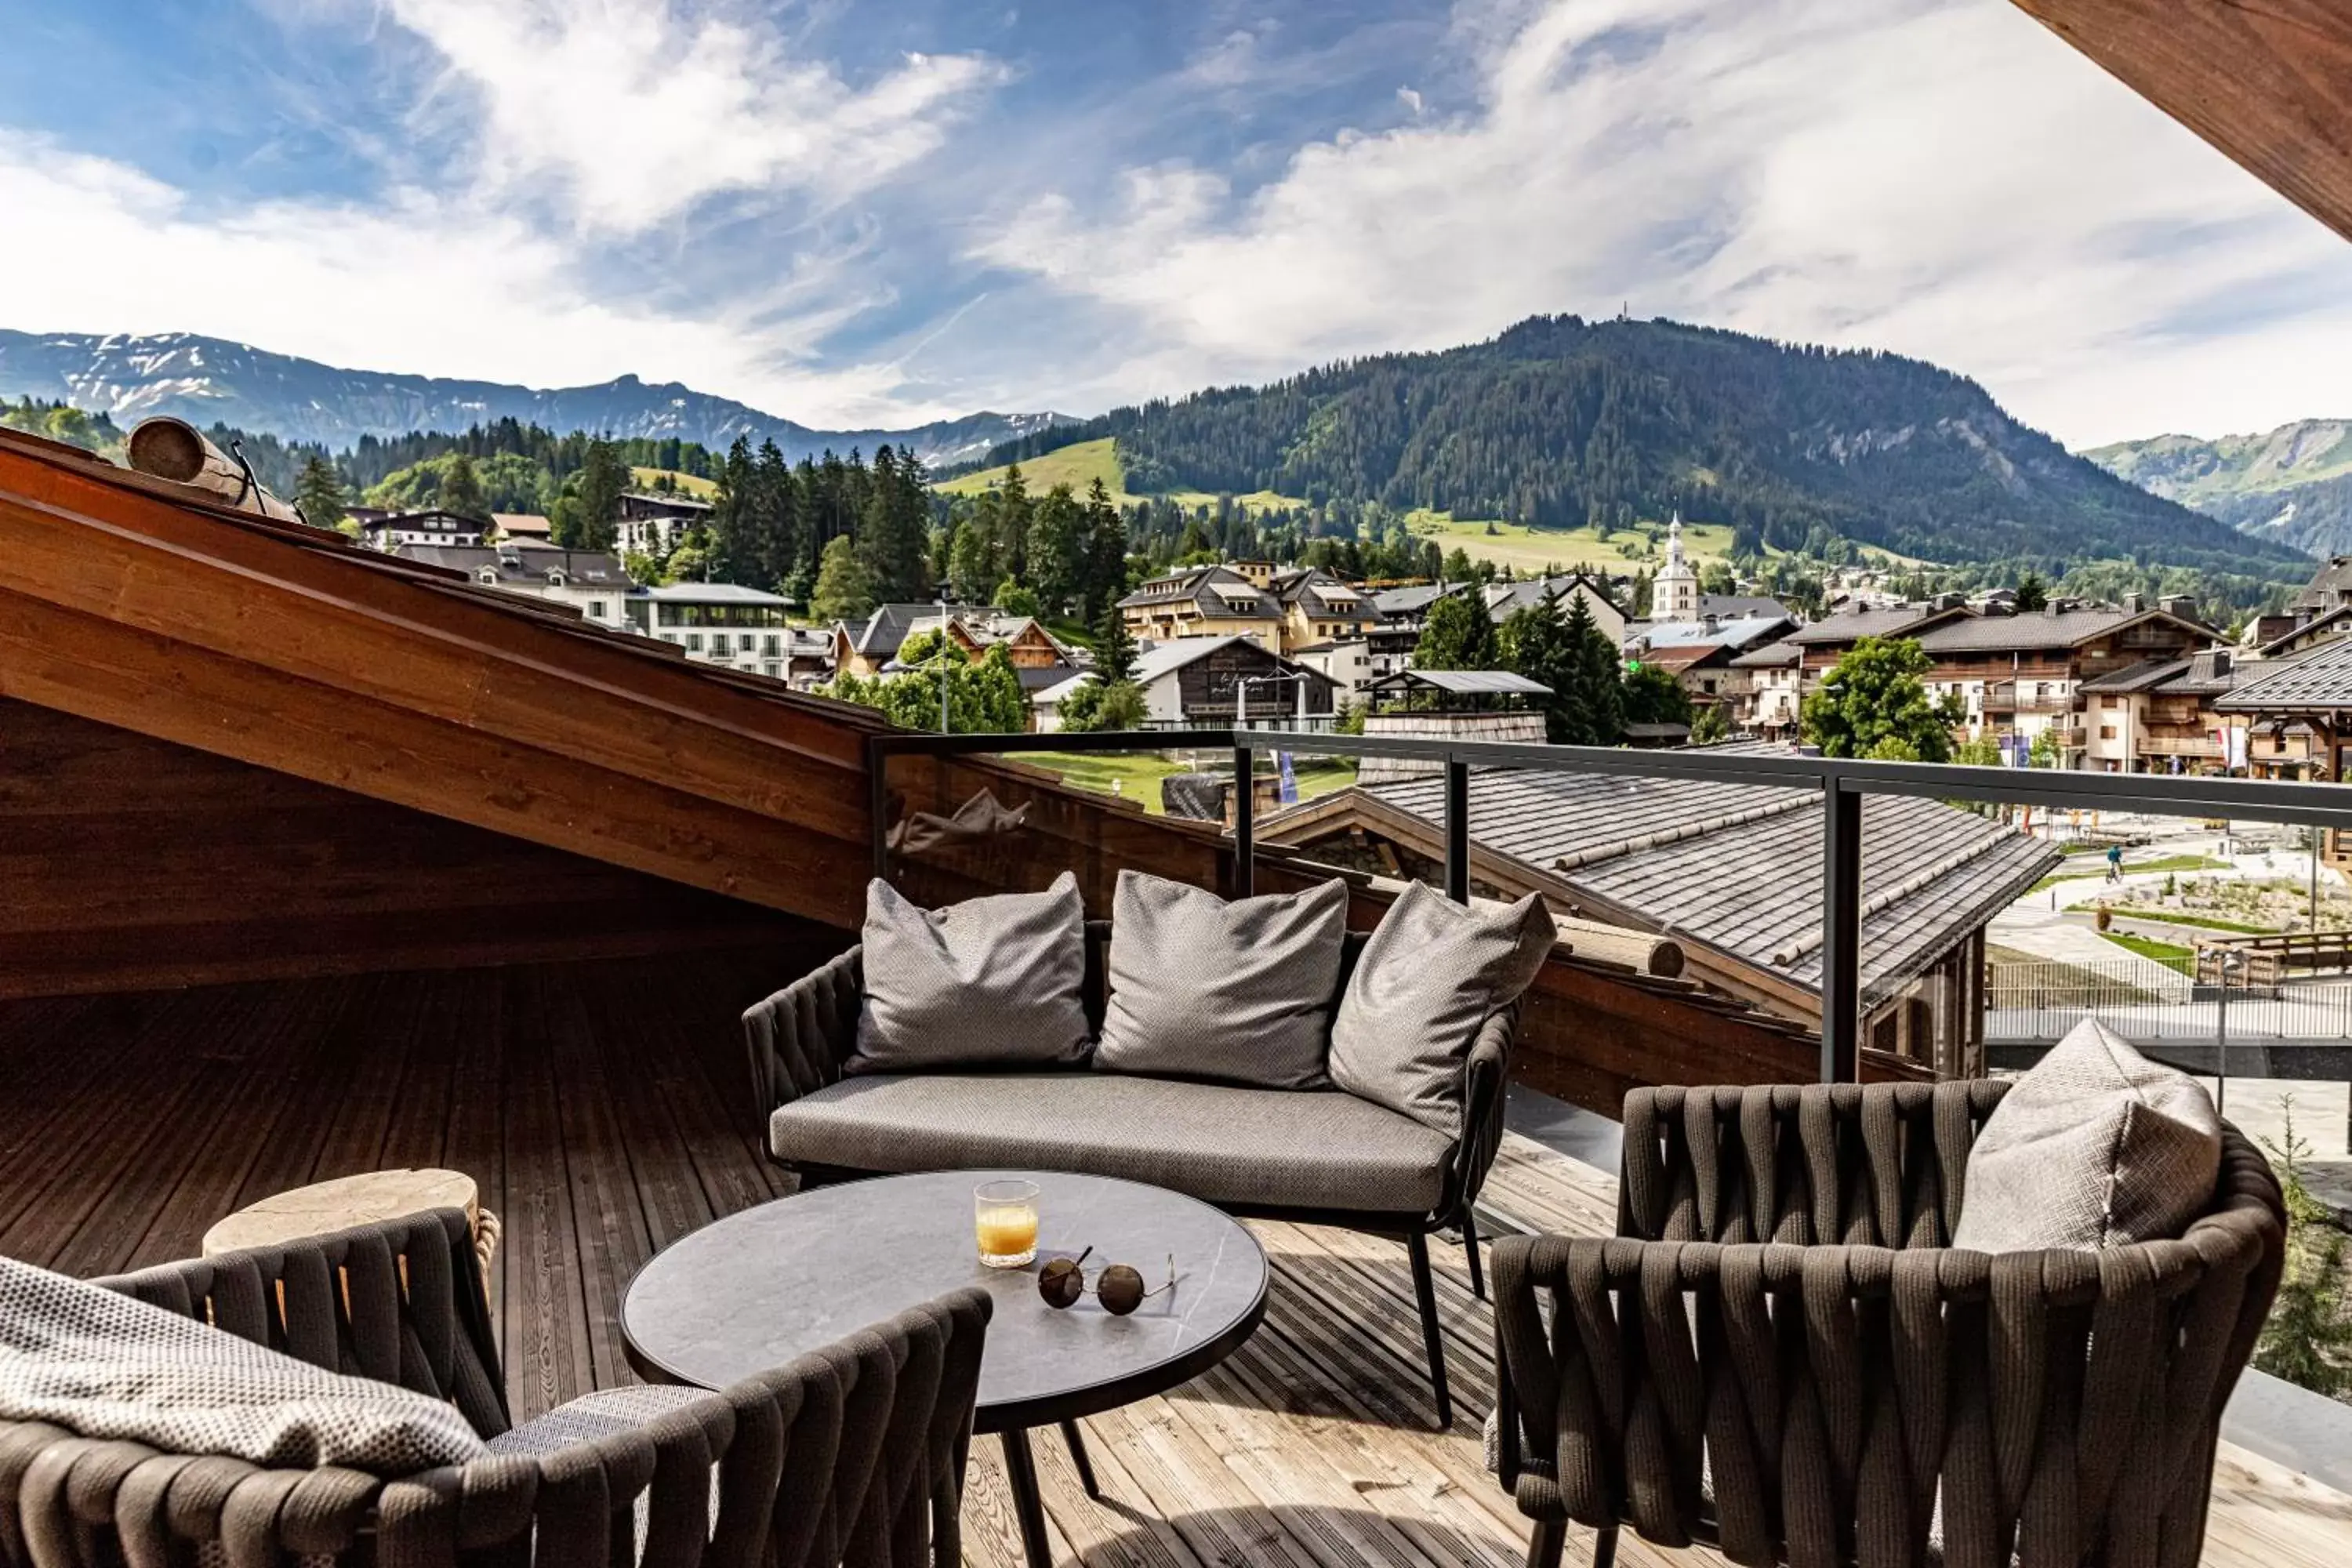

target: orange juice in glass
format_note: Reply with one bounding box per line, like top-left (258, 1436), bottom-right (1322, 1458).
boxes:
top-left (974, 1178), bottom-right (1040, 1269)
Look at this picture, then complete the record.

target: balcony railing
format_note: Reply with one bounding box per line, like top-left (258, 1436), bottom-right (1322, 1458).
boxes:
top-left (869, 725), bottom-right (2352, 1083)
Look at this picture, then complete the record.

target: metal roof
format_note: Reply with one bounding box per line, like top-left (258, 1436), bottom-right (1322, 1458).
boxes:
top-left (644, 582), bottom-right (793, 604)
top-left (1727, 638), bottom-right (1802, 669)
top-left (1360, 761), bottom-right (2057, 997)
top-left (1370, 669), bottom-right (1552, 695)
top-left (2218, 637), bottom-right (2352, 711)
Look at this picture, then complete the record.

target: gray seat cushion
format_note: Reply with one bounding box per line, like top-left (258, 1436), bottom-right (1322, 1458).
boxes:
top-left (771, 1073), bottom-right (1457, 1214)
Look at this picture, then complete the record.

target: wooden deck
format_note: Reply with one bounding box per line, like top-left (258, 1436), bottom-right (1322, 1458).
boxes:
top-left (1, 953), bottom-right (2346, 1567)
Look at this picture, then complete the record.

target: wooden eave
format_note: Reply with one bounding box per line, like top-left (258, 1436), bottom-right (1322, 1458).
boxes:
top-left (2013, 1), bottom-right (2352, 245)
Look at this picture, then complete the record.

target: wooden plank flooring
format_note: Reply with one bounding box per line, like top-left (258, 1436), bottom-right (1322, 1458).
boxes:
top-left (0, 956), bottom-right (2344, 1566)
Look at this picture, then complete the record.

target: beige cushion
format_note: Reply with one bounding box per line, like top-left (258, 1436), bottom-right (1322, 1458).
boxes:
top-left (1094, 870), bottom-right (1348, 1089)
top-left (849, 871), bottom-right (1091, 1073)
top-left (1329, 882), bottom-right (1554, 1134)
top-left (1952, 1017), bottom-right (2221, 1253)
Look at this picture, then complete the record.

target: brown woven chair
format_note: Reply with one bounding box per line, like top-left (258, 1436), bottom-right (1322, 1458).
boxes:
top-left (0, 1209), bottom-right (991, 1568)
top-left (1491, 1081), bottom-right (2287, 1568)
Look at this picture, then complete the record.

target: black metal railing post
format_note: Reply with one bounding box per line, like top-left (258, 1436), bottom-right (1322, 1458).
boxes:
top-left (1820, 776), bottom-right (1863, 1082)
top-left (1444, 756), bottom-right (1471, 904)
top-left (1232, 740), bottom-right (1254, 898)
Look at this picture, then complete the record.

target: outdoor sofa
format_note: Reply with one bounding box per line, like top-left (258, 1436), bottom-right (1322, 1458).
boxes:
top-left (1490, 1080), bottom-right (2287, 1568)
top-left (747, 919), bottom-right (1520, 1428)
top-left (0, 1209), bottom-right (991, 1568)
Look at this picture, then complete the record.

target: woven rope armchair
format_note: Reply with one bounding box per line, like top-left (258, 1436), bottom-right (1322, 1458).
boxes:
top-left (1491, 1081), bottom-right (2286, 1568)
top-left (0, 1209), bottom-right (991, 1568)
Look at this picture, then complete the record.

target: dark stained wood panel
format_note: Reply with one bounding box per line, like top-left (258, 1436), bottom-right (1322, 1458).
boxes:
top-left (0, 700), bottom-right (826, 997)
top-left (2013, 1), bottom-right (2352, 244)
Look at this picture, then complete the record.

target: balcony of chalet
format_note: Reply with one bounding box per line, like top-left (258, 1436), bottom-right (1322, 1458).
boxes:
top-left (4, 427), bottom-right (2352, 1564)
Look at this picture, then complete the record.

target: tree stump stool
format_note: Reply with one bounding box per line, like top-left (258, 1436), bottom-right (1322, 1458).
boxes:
top-left (205, 1169), bottom-right (500, 1309)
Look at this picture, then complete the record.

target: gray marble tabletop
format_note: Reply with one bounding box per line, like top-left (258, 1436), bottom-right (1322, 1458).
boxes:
top-left (620, 1169), bottom-right (1269, 1430)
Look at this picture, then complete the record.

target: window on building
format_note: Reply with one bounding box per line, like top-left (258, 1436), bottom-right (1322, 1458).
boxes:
top-left (2100, 725), bottom-right (2118, 740)
top-left (710, 634), bottom-right (731, 656)
top-left (2100, 694), bottom-right (2119, 710)
top-left (686, 634), bottom-right (702, 653)
top-left (763, 661), bottom-right (781, 677)
top-left (764, 634), bottom-right (782, 656)
top-left (588, 602), bottom-right (606, 619)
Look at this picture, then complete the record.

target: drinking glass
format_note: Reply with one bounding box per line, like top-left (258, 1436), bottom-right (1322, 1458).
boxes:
top-left (974, 1178), bottom-right (1040, 1269)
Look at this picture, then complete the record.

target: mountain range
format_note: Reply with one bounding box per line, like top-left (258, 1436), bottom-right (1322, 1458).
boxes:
top-left (2085, 421), bottom-right (2352, 559)
top-left (0, 330), bottom-right (1070, 470)
top-left (982, 315), bottom-right (2310, 587)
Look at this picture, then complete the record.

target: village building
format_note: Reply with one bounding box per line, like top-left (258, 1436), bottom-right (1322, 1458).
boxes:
top-left (2076, 648), bottom-right (2252, 774)
top-left (1621, 611), bottom-right (1798, 708)
top-left (393, 541), bottom-right (637, 628)
top-left (490, 510), bottom-right (554, 543)
top-left (1034, 634), bottom-right (1335, 732)
top-left (354, 507), bottom-right (488, 550)
top-left (1650, 513), bottom-right (1700, 621)
top-left (1480, 573), bottom-right (1628, 644)
top-left (1722, 638), bottom-right (1803, 738)
top-left (1117, 563), bottom-right (1375, 655)
top-left (1911, 598), bottom-right (2211, 760)
top-left (1289, 638), bottom-right (1377, 702)
top-left (614, 492), bottom-right (713, 556)
top-left (1260, 749), bottom-right (2058, 1076)
top-left (626, 582), bottom-right (800, 677)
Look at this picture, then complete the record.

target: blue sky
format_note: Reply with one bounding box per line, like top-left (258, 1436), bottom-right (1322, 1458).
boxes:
top-left (4, 0), bottom-right (2350, 445)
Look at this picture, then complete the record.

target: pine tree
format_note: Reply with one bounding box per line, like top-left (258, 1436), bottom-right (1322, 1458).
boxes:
top-left (293, 454), bottom-right (347, 532)
top-left (2256, 1101), bottom-right (2352, 1397)
top-left (1025, 482), bottom-right (1087, 613)
top-left (1094, 598), bottom-right (1139, 684)
top-left (1413, 590), bottom-right (1500, 670)
top-left (563, 438), bottom-right (629, 551)
top-left (436, 453), bottom-right (489, 521)
top-left (1080, 478), bottom-right (1130, 622)
top-left (857, 445), bottom-right (931, 603)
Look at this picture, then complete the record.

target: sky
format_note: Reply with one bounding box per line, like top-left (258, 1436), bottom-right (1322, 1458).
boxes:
top-left (2, 0), bottom-right (2348, 448)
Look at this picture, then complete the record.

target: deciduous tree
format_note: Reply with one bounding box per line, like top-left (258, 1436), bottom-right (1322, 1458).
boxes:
top-left (1800, 635), bottom-right (1951, 761)
top-left (1413, 590), bottom-right (1499, 670)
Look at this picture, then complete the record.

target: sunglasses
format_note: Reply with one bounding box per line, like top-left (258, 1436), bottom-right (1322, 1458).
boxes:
top-left (1037, 1247), bottom-right (1181, 1316)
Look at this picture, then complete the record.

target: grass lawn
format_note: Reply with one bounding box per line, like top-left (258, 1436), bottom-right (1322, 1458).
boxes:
top-left (1985, 943), bottom-right (2162, 1004)
top-left (630, 466), bottom-right (718, 497)
top-left (1029, 750), bottom-right (1356, 815)
top-left (2098, 931), bottom-right (2197, 973)
top-left (1402, 512), bottom-right (1738, 575)
top-left (2029, 854), bottom-right (2230, 894)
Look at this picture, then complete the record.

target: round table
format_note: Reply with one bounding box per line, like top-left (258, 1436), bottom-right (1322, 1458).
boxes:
top-left (621, 1170), bottom-right (1268, 1568)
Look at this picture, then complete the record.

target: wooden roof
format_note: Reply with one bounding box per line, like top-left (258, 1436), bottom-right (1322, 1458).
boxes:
top-left (2014, 2), bottom-right (2352, 244)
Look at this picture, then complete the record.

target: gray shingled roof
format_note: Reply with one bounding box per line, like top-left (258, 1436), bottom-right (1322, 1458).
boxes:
top-left (1727, 638), bottom-right (1802, 669)
top-left (1782, 605), bottom-right (1964, 645)
top-left (1363, 764), bottom-right (2057, 998)
top-left (1915, 606), bottom-right (2203, 653)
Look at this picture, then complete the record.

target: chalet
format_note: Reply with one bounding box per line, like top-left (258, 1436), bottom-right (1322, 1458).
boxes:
top-left (834, 602), bottom-right (980, 676)
top-left (1118, 562), bottom-right (1372, 655)
top-left (2077, 648), bottom-right (2251, 774)
top-left (881, 609), bottom-right (1083, 699)
top-left (1482, 573), bottom-right (1628, 644)
top-left (1034, 635), bottom-right (1335, 731)
top-left (1367, 575), bottom-right (1628, 678)
top-left (1723, 638), bottom-right (1802, 738)
top-left (490, 510), bottom-right (554, 543)
top-left (614, 491), bottom-right (713, 555)
top-left (1260, 750), bottom-right (2059, 1076)
top-left (1911, 598), bottom-right (2212, 758)
top-left (394, 541), bottom-right (636, 628)
top-left (1780, 599), bottom-right (1975, 690)
top-left (354, 507), bottom-right (488, 550)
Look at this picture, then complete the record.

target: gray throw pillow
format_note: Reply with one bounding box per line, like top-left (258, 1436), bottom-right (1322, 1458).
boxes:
top-left (1329, 881), bottom-right (1555, 1134)
top-left (1094, 870), bottom-right (1348, 1088)
top-left (850, 872), bottom-right (1091, 1073)
top-left (1951, 1016), bottom-right (2221, 1253)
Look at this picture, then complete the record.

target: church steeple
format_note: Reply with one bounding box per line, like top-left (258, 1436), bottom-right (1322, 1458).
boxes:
top-left (1655, 510), bottom-right (1698, 622)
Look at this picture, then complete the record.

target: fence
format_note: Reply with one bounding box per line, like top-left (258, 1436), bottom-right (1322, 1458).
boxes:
top-left (1988, 959), bottom-right (2352, 1043)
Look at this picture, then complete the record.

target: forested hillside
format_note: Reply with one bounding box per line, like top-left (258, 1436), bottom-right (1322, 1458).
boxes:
top-left (982, 316), bottom-right (2309, 592)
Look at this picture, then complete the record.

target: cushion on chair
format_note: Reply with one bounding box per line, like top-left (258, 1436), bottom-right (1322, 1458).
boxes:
top-left (771, 1073), bottom-right (1457, 1214)
top-left (1094, 870), bottom-right (1348, 1089)
top-left (1951, 1015), bottom-right (2223, 1253)
top-left (1329, 881), bottom-right (1555, 1134)
top-left (0, 1255), bottom-right (487, 1475)
top-left (849, 871), bottom-right (1091, 1074)
top-left (487, 1383), bottom-right (713, 1455)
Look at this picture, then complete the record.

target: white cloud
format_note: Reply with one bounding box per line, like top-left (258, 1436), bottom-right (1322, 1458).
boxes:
top-left (971, 0), bottom-right (2352, 446)
top-left (382, 0), bottom-right (1000, 234)
top-left (0, 137), bottom-right (971, 427)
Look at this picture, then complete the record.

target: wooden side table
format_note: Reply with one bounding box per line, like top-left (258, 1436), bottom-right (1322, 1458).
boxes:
top-left (205, 1169), bottom-right (500, 1307)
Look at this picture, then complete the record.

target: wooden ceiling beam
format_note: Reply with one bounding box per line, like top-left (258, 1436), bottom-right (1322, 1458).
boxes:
top-left (2012, 1), bottom-right (2352, 245)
